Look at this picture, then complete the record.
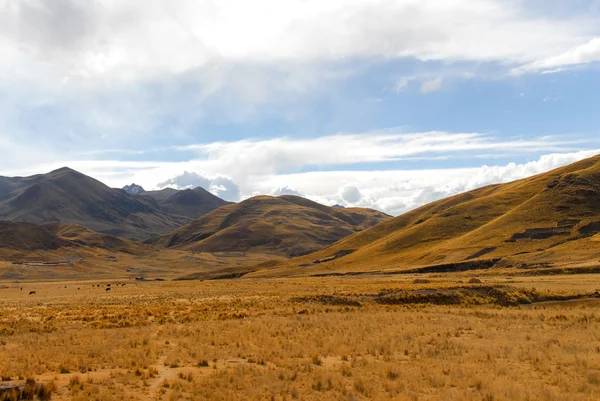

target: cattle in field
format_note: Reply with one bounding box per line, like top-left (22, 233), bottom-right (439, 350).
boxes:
top-left (28, 291), bottom-right (36, 295)
top-left (106, 287), bottom-right (111, 291)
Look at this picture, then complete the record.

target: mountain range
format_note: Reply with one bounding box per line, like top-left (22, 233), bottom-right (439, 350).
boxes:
top-left (0, 167), bottom-right (228, 240)
top-left (3, 155), bottom-right (600, 280)
top-left (0, 167), bottom-right (389, 261)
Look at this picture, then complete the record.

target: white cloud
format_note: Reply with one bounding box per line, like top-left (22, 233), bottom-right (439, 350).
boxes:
top-left (157, 171), bottom-right (240, 201)
top-left (420, 77), bottom-right (443, 94)
top-left (513, 37), bottom-right (600, 74)
top-left (339, 185), bottom-right (363, 204)
top-left (269, 186), bottom-right (303, 197)
top-left (174, 131), bottom-right (582, 182)
top-left (0, 0), bottom-right (598, 90)
top-left (4, 131), bottom-right (597, 214)
top-left (0, 0), bottom-right (599, 156)
top-left (256, 149), bottom-right (600, 215)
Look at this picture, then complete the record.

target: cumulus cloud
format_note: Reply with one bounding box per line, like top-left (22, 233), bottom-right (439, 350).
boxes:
top-left (269, 186), bottom-right (304, 197)
top-left (338, 185), bottom-right (363, 204)
top-left (255, 149), bottom-right (600, 215)
top-left (158, 171), bottom-right (240, 201)
top-left (420, 77), bottom-right (443, 94)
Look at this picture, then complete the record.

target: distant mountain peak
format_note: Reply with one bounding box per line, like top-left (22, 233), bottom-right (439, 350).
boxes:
top-left (51, 166), bottom-right (75, 173)
top-left (122, 183), bottom-right (145, 195)
top-left (48, 166), bottom-right (79, 176)
top-left (332, 204), bottom-right (346, 209)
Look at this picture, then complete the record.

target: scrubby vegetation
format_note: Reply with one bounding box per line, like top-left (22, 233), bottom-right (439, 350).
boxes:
top-left (0, 275), bottom-right (600, 399)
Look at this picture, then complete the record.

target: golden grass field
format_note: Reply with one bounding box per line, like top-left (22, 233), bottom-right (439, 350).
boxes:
top-left (2, 272), bottom-right (600, 400)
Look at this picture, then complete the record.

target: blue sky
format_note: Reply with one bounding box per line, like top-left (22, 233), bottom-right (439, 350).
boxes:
top-left (1, 0), bottom-right (600, 214)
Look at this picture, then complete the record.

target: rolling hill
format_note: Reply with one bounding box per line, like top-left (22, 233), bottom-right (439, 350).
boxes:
top-left (153, 195), bottom-right (391, 257)
top-left (0, 168), bottom-right (227, 240)
top-left (255, 154), bottom-right (600, 276)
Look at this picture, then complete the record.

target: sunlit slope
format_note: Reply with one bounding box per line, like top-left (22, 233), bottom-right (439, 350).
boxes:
top-left (154, 195), bottom-right (390, 257)
top-left (264, 155), bottom-right (600, 275)
top-left (43, 222), bottom-right (151, 255)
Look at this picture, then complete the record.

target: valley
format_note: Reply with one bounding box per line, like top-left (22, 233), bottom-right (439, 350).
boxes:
top-left (2, 158), bottom-right (600, 399)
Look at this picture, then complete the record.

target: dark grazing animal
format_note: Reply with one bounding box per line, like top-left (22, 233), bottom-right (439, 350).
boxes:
top-left (28, 291), bottom-right (36, 295)
top-left (106, 287), bottom-right (111, 291)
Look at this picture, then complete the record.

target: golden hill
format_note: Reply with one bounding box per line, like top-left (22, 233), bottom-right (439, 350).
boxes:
top-left (255, 154), bottom-right (600, 277)
top-left (153, 195), bottom-right (391, 257)
top-left (0, 221), bottom-right (282, 281)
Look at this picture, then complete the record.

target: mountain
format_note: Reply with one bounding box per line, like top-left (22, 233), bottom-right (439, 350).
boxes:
top-left (153, 195), bottom-right (391, 257)
top-left (123, 183), bottom-right (231, 220)
top-left (139, 187), bottom-right (230, 220)
top-left (122, 183), bottom-right (145, 195)
top-left (261, 154), bottom-right (600, 276)
top-left (0, 168), bottom-right (226, 240)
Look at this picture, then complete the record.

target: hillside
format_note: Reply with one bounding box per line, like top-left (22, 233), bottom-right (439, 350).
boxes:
top-left (0, 220), bottom-right (287, 281)
top-left (0, 221), bottom-right (71, 252)
top-left (0, 221), bottom-right (148, 254)
top-left (255, 154), bottom-right (600, 276)
top-left (153, 195), bottom-right (391, 257)
top-left (0, 168), bottom-right (226, 240)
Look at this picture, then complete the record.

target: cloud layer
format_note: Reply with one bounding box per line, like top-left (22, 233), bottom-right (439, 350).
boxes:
top-left (6, 131), bottom-right (597, 216)
top-left (254, 149), bottom-right (600, 215)
top-left (2, 0), bottom-right (599, 89)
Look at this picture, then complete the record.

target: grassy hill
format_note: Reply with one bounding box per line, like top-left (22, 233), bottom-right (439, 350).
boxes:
top-left (254, 154), bottom-right (600, 276)
top-left (153, 195), bottom-right (391, 257)
top-left (0, 220), bottom-right (148, 255)
top-left (0, 168), bottom-right (226, 240)
top-left (0, 220), bottom-right (283, 281)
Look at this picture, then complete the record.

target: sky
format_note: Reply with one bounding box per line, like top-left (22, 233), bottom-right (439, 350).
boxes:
top-left (1, 0), bottom-right (600, 215)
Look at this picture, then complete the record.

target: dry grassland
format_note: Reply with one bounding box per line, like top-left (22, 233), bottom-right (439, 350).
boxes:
top-left (1, 274), bottom-right (600, 400)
